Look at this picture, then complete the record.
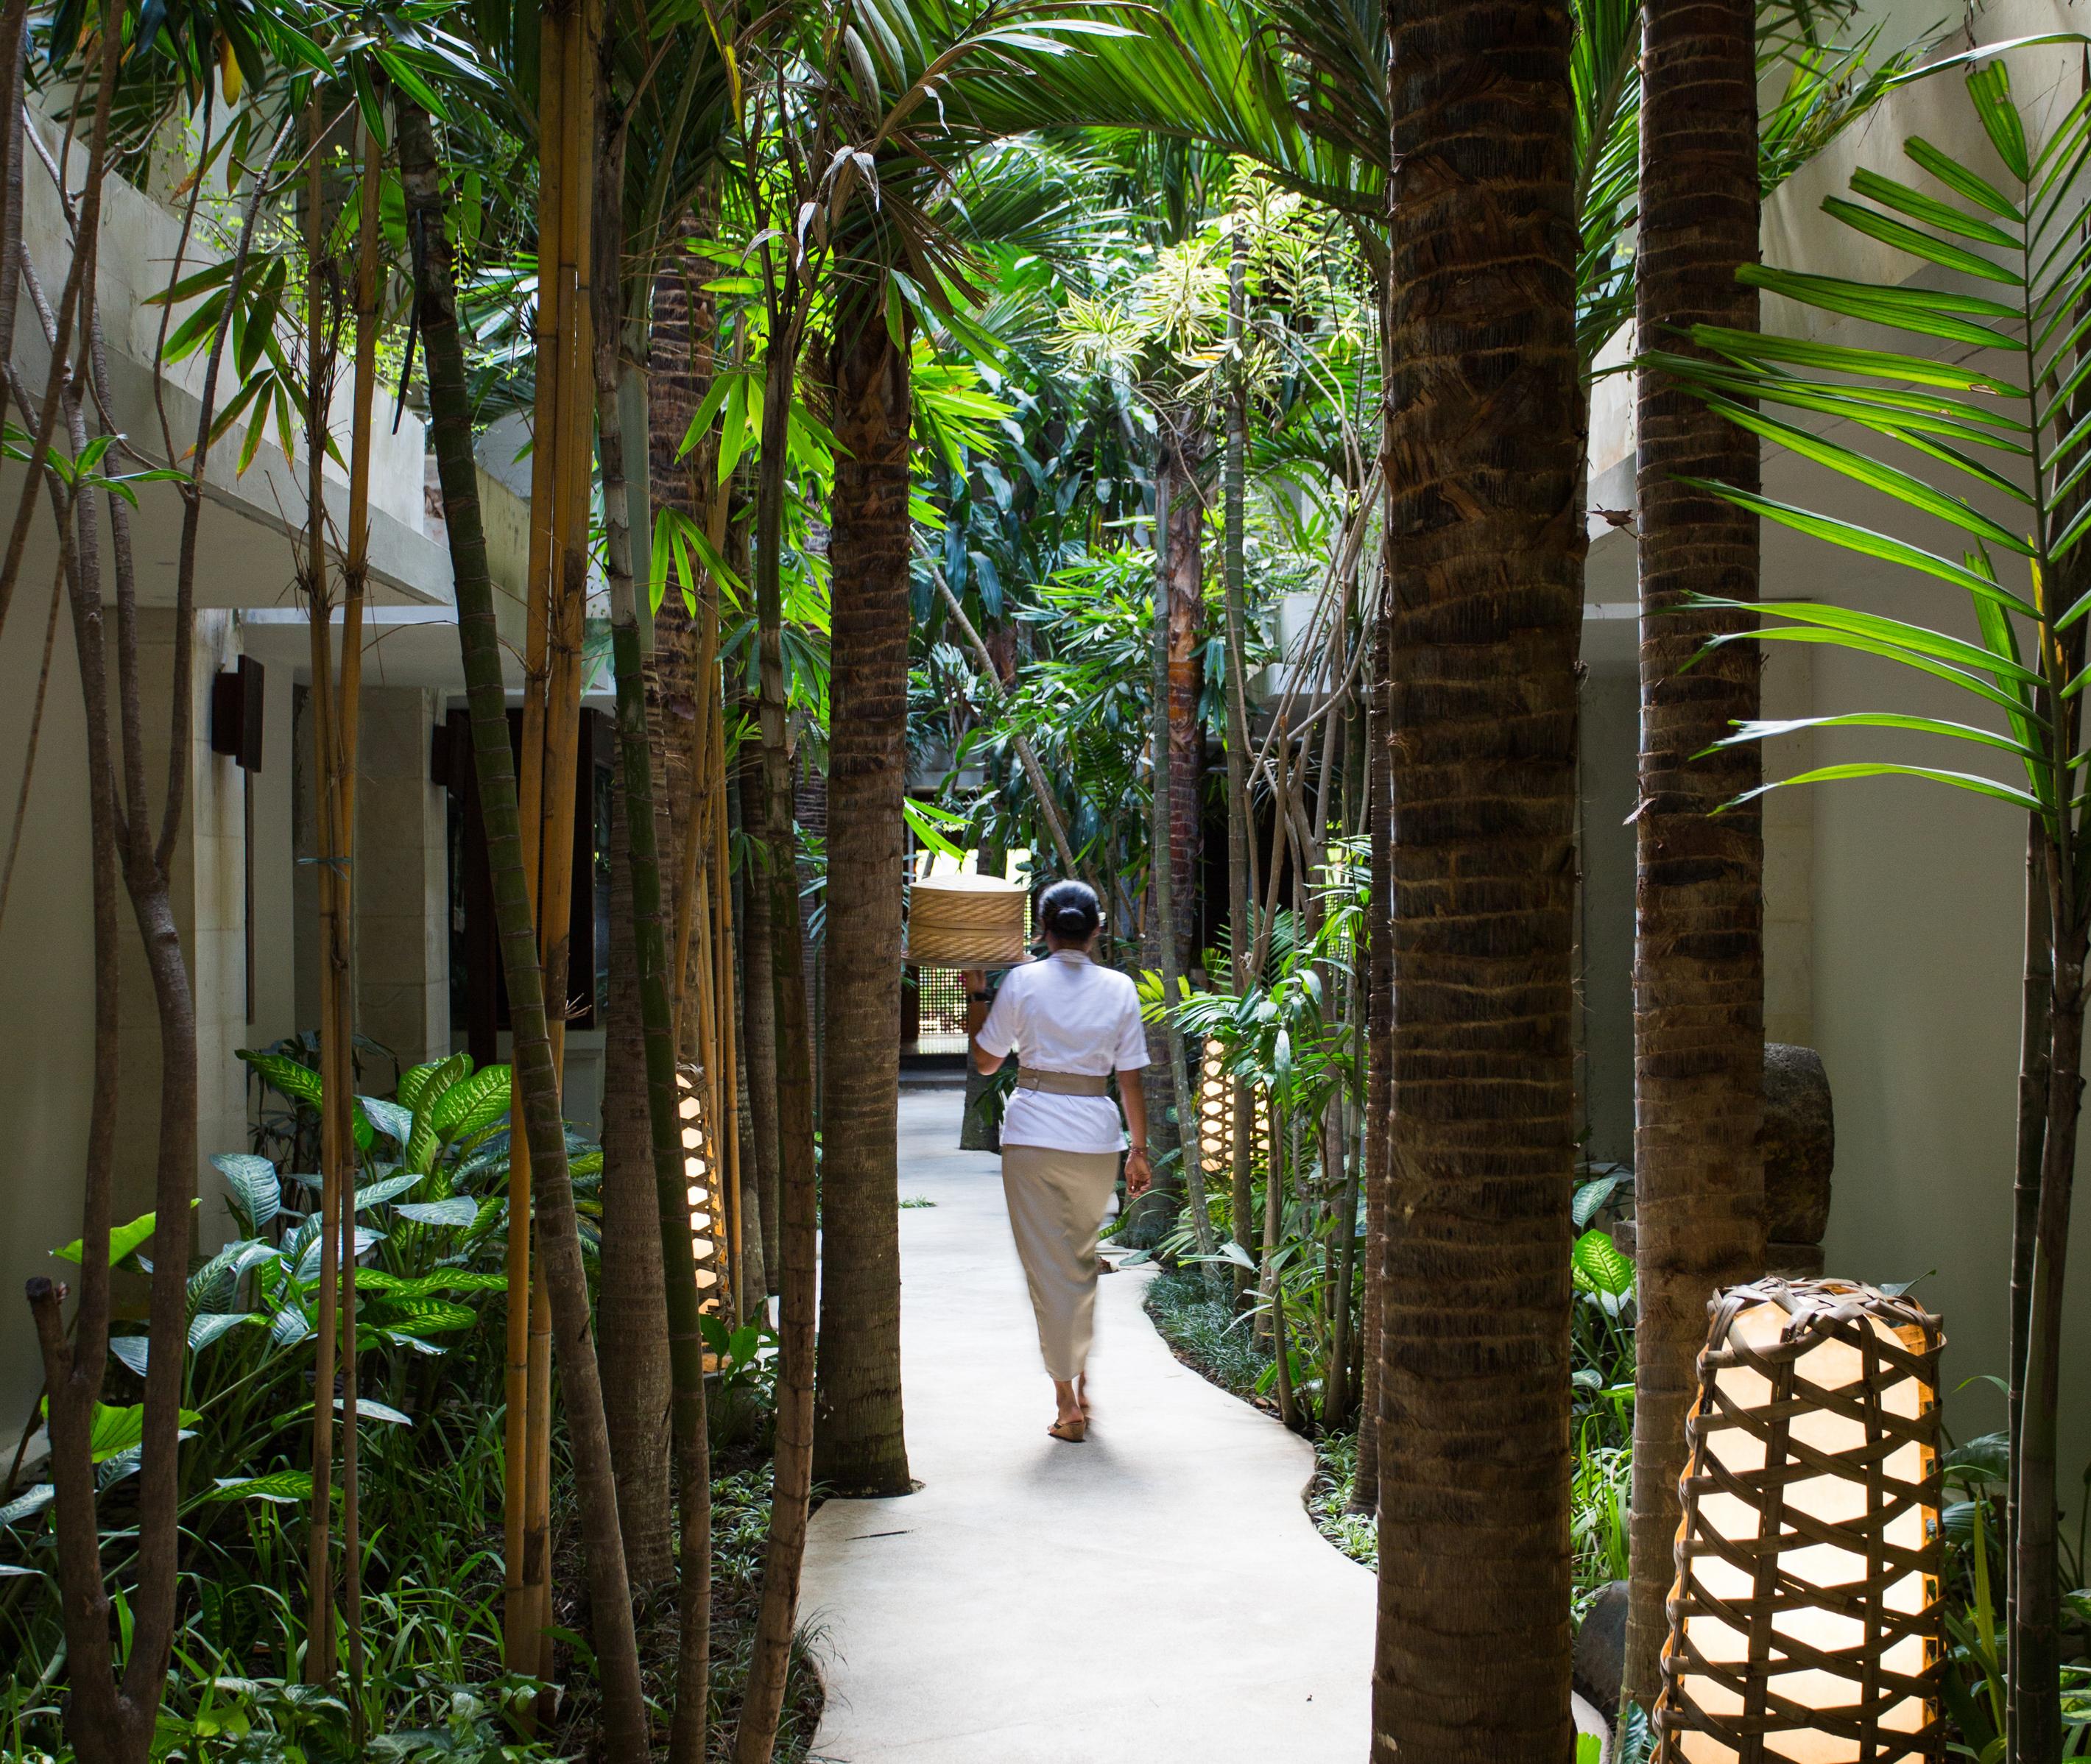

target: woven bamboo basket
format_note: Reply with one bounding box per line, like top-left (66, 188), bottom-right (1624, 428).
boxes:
top-left (1655, 1277), bottom-right (1945, 1764)
top-left (906, 873), bottom-right (1028, 969)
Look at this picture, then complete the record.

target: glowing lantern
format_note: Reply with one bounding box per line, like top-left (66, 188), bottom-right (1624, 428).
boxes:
top-left (677, 1065), bottom-right (724, 1311)
top-left (1655, 1277), bottom-right (1945, 1764)
top-left (1194, 1054), bottom-right (1268, 1174)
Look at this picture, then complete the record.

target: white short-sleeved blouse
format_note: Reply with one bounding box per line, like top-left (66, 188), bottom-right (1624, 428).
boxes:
top-left (975, 950), bottom-right (1151, 1154)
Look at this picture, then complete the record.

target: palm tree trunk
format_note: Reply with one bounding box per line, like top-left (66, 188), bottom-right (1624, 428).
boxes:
top-left (602, 732), bottom-right (677, 1587)
top-left (732, 278), bottom-right (821, 1764)
top-left (1372, 0), bottom-right (1583, 1747)
top-left (1621, 0), bottom-right (1766, 1708)
top-left (397, 94), bottom-right (649, 1760)
top-left (812, 289), bottom-right (913, 1497)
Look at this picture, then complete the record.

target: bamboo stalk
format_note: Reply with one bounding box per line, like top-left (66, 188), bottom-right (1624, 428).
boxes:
top-left (334, 110), bottom-right (382, 1712)
top-left (502, 0), bottom-right (563, 1662)
top-left (302, 94), bottom-right (345, 1686)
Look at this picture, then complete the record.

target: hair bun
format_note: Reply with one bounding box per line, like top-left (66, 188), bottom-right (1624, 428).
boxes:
top-left (1037, 878), bottom-right (1102, 944)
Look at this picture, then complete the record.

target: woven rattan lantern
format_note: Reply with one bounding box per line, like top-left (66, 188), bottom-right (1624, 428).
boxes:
top-left (1195, 1056), bottom-right (1269, 1173)
top-left (906, 872), bottom-right (1028, 969)
top-left (677, 1065), bottom-right (724, 1310)
top-left (1655, 1277), bottom-right (1945, 1764)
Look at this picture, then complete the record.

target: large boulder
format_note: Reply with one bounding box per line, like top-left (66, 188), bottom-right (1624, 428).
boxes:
top-left (1763, 1042), bottom-right (1834, 1246)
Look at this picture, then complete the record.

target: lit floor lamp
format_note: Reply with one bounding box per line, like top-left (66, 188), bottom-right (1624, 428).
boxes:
top-left (1655, 1277), bottom-right (1945, 1764)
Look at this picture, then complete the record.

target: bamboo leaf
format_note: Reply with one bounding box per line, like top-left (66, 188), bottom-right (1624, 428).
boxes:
top-left (1967, 63), bottom-right (2029, 182)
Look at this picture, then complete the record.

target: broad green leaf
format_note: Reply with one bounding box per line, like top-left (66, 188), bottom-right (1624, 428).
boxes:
top-left (1571, 1228), bottom-right (1635, 1299)
top-left (207, 1470), bottom-right (312, 1506)
top-left (355, 1269), bottom-right (505, 1299)
top-left (392, 1198), bottom-right (478, 1229)
top-left (374, 1298), bottom-right (476, 1334)
top-left (1573, 1172), bottom-right (1624, 1229)
top-left (109, 1337), bottom-right (150, 1378)
top-left (239, 1049), bottom-right (322, 1109)
top-left (188, 1312), bottom-right (258, 1351)
top-left (211, 1152), bottom-right (281, 1232)
top-left (0, 1483), bottom-right (54, 1526)
top-left (353, 1171), bottom-right (425, 1210)
top-left (340, 1397), bottom-right (412, 1426)
top-left (81, 1401), bottom-right (200, 1464)
top-left (359, 1096), bottom-right (415, 1146)
top-left (53, 1200), bottom-right (197, 1270)
top-left (395, 1060), bottom-right (447, 1114)
top-left (429, 1064), bottom-right (512, 1140)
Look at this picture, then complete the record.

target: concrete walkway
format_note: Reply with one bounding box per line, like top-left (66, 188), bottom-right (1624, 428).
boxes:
top-left (799, 1082), bottom-right (1604, 1764)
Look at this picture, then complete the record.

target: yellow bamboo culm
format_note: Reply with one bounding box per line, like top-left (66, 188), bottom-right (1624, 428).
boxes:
top-left (504, 0), bottom-right (599, 1685)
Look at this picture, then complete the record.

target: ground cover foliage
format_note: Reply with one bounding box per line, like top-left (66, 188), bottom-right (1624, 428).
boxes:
top-left (0, 1051), bottom-right (818, 1762)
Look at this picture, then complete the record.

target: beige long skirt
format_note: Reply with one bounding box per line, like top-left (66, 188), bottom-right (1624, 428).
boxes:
top-left (1001, 1143), bottom-right (1121, 1381)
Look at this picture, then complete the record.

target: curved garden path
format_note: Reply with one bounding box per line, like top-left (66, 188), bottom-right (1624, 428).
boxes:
top-left (798, 1081), bottom-right (1607, 1763)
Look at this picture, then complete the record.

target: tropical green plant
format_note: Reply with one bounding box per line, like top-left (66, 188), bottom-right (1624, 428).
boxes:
top-left (1646, 46), bottom-right (2091, 1759)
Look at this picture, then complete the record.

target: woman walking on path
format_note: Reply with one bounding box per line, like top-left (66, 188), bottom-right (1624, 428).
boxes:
top-left (970, 880), bottom-right (1152, 1443)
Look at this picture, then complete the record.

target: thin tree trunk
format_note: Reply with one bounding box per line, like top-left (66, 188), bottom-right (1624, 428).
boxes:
top-left (1223, 216), bottom-right (1258, 1299)
top-left (398, 95), bottom-right (649, 1760)
top-left (2016, 894), bottom-right (2084, 1764)
top-left (602, 777), bottom-right (676, 1585)
top-left (1372, 0), bottom-right (1583, 1746)
top-left (1166, 425), bottom-right (1206, 981)
top-left (738, 740), bottom-right (783, 1280)
top-left (595, 187), bottom-right (716, 1752)
top-left (2006, 818), bottom-right (2049, 1755)
top-left (1621, 0), bottom-right (1766, 1708)
top-left (1353, 611), bottom-right (1392, 1514)
top-left (732, 278), bottom-right (820, 1764)
top-left (813, 289), bottom-right (913, 1497)
top-left (1152, 423), bottom-right (1219, 1271)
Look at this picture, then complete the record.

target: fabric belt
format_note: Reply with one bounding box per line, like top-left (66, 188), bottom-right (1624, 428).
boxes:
top-left (1015, 1069), bottom-right (1110, 1097)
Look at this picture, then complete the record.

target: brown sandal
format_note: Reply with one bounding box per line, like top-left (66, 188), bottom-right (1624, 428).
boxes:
top-left (1047, 1417), bottom-right (1087, 1444)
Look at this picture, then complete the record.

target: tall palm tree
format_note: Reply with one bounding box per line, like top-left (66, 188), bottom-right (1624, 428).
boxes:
top-left (1620, 0), bottom-right (1765, 1710)
top-left (1372, 0), bottom-right (1583, 1754)
top-left (814, 270), bottom-right (916, 1496)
